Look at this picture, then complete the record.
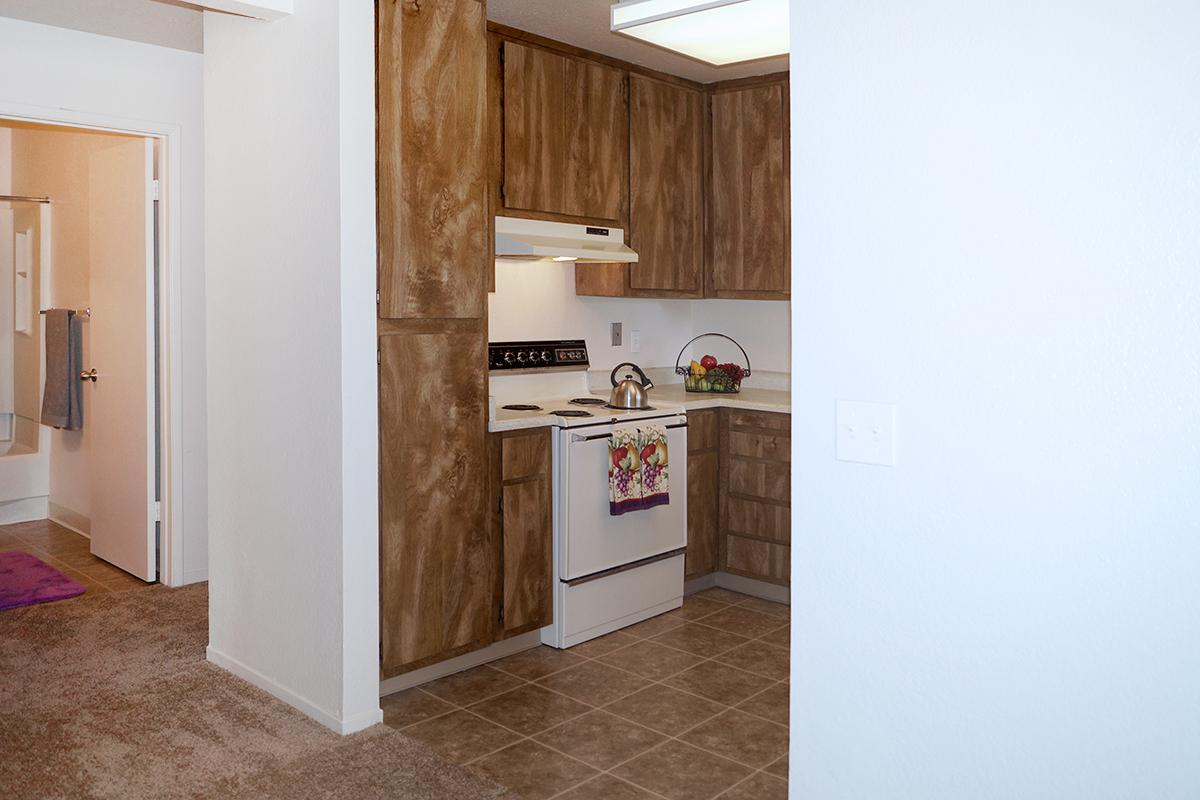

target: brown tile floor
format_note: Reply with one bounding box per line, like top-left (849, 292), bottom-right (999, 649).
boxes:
top-left (0, 518), bottom-right (152, 596)
top-left (383, 588), bottom-right (790, 800)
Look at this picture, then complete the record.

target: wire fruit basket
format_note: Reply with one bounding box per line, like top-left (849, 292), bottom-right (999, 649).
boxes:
top-left (674, 333), bottom-right (751, 394)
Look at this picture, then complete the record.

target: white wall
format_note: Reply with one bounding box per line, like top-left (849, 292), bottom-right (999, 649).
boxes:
top-left (488, 263), bottom-right (790, 374)
top-left (203, 0), bottom-right (379, 735)
top-left (789, 1), bottom-right (1200, 797)
top-left (0, 0), bottom-right (203, 52)
top-left (0, 16), bottom-right (207, 583)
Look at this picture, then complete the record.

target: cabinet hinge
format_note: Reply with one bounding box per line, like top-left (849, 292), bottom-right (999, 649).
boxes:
top-left (499, 180), bottom-right (506, 203)
top-left (498, 493), bottom-right (504, 513)
top-left (499, 42), bottom-right (505, 67)
top-left (376, 289), bottom-right (380, 305)
top-left (498, 600), bottom-right (504, 625)
top-left (377, 348), bottom-right (381, 366)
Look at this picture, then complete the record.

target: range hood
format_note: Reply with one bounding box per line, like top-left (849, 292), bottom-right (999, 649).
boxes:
top-left (495, 216), bottom-right (639, 264)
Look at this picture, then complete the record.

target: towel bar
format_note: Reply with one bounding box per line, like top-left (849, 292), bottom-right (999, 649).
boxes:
top-left (39, 307), bottom-right (90, 318)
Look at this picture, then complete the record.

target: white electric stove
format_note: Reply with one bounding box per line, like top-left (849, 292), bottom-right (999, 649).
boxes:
top-left (488, 340), bottom-right (688, 648)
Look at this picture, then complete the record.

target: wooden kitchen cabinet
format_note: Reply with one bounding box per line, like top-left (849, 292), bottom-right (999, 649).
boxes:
top-left (377, 0), bottom-right (494, 678)
top-left (719, 409), bottom-right (791, 585)
top-left (494, 428), bottom-right (554, 638)
top-left (379, 329), bottom-right (492, 676)
top-left (686, 407), bottom-right (791, 586)
top-left (708, 78), bottom-right (791, 299)
top-left (377, 0), bottom-right (488, 319)
top-left (685, 410), bottom-right (721, 579)
top-left (626, 75), bottom-right (705, 296)
top-left (501, 40), bottom-right (627, 223)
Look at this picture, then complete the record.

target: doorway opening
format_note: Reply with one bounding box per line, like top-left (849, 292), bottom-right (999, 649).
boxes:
top-left (0, 118), bottom-right (164, 597)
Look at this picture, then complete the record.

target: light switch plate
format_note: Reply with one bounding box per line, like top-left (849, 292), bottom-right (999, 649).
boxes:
top-left (611, 322), bottom-right (622, 346)
top-left (836, 400), bottom-right (897, 466)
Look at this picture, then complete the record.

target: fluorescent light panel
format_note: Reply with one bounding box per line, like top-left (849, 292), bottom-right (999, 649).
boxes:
top-left (611, 0), bottom-right (788, 66)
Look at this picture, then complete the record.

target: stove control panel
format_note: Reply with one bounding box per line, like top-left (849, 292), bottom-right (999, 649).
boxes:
top-left (488, 339), bottom-right (589, 371)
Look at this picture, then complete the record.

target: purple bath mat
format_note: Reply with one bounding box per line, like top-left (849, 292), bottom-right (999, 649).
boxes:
top-left (0, 551), bottom-right (86, 610)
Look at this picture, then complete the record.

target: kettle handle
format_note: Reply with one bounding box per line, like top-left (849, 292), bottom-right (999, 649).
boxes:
top-left (610, 362), bottom-right (654, 390)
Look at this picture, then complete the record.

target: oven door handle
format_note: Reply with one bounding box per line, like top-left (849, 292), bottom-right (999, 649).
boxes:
top-left (570, 420), bottom-right (687, 443)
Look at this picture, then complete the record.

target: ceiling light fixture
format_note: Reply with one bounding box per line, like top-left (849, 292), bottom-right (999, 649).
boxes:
top-left (610, 0), bottom-right (788, 67)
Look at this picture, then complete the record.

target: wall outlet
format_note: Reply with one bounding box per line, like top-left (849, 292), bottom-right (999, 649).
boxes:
top-left (611, 322), bottom-right (622, 346)
top-left (836, 400), bottom-right (897, 466)
top-left (630, 329), bottom-right (641, 353)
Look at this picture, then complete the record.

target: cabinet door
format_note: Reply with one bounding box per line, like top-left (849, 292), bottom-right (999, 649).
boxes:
top-left (378, 0), bottom-right (487, 319)
top-left (499, 429), bottom-right (553, 636)
top-left (719, 409), bottom-right (791, 586)
top-left (503, 41), bottom-right (626, 221)
top-left (710, 81), bottom-right (790, 298)
top-left (380, 330), bottom-right (492, 676)
top-left (629, 75), bottom-right (704, 295)
top-left (686, 449), bottom-right (720, 579)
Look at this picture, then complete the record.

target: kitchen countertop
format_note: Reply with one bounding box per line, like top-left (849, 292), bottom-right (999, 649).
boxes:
top-left (488, 383), bottom-right (790, 433)
top-left (650, 383), bottom-right (791, 414)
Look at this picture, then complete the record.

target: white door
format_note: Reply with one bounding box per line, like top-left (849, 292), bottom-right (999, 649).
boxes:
top-left (87, 138), bottom-right (156, 581)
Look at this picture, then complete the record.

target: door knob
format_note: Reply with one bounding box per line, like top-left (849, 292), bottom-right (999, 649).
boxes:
top-left (80, 369), bottom-right (98, 382)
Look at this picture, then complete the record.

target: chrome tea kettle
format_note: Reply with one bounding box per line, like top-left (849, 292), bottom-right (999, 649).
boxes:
top-left (609, 362), bottom-right (654, 409)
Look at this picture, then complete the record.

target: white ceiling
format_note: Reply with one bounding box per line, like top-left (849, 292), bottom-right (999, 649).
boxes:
top-left (0, 0), bottom-right (203, 52)
top-left (487, 0), bottom-right (789, 84)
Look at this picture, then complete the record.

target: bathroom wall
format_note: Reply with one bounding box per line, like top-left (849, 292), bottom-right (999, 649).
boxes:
top-left (488, 261), bottom-right (792, 376)
top-left (9, 124), bottom-right (136, 532)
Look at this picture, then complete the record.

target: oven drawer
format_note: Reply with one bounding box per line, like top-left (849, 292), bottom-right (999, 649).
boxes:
top-left (547, 553), bottom-right (685, 648)
top-left (558, 418), bottom-right (688, 581)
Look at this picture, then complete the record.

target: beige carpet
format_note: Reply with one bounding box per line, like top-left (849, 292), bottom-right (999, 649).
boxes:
top-left (0, 584), bottom-right (517, 800)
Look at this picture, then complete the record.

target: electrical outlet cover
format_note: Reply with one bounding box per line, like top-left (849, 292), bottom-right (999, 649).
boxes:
top-left (836, 400), bottom-right (897, 466)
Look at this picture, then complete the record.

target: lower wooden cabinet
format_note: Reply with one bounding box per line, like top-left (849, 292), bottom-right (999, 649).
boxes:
top-left (720, 409), bottom-right (791, 585)
top-left (379, 329), bottom-right (492, 677)
top-left (685, 407), bottom-right (791, 586)
top-left (685, 410), bottom-right (720, 580)
top-left (381, 416), bottom-right (554, 677)
top-left (494, 428), bottom-right (554, 638)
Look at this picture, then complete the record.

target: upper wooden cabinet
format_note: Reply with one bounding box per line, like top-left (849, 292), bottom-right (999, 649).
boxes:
top-left (377, 0), bottom-right (488, 319)
top-left (501, 41), bottom-right (627, 223)
top-left (709, 80), bottom-right (791, 299)
top-left (628, 75), bottom-right (705, 296)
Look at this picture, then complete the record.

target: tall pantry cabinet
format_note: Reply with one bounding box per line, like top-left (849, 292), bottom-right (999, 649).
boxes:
top-left (376, 0), bottom-right (493, 678)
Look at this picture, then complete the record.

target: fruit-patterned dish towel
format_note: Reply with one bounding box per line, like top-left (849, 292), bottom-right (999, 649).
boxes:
top-left (638, 424), bottom-right (670, 510)
top-left (609, 428), bottom-right (643, 515)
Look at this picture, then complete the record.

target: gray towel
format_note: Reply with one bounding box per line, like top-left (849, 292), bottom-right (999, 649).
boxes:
top-left (41, 309), bottom-right (84, 431)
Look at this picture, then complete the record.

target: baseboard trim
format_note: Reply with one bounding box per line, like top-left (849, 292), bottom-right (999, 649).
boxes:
top-left (686, 571), bottom-right (789, 604)
top-left (182, 568), bottom-right (208, 585)
top-left (684, 573), bottom-right (718, 595)
top-left (379, 630), bottom-right (542, 698)
top-left (48, 502), bottom-right (90, 536)
top-left (206, 645), bottom-right (381, 735)
top-left (715, 571), bottom-right (790, 604)
top-left (0, 496), bottom-right (48, 525)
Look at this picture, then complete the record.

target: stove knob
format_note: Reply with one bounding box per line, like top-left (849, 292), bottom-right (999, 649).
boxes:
top-left (516, 351), bottom-right (527, 364)
top-left (503, 351), bottom-right (514, 365)
top-left (540, 350), bottom-right (551, 362)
